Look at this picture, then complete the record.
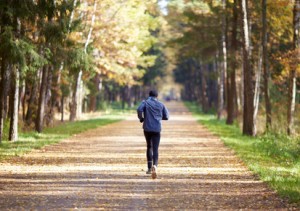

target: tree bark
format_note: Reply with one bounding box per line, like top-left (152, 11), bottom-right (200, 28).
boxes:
top-left (25, 71), bottom-right (40, 126)
top-left (9, 65), bottom-right (19, 141)
top-left (20, 80), bottom-right (26, 121)
top-left (287, 0), bottom-right (300, 135)
top-left (45, 65), bottom-right (53, 126)
top-left (218, 0), bottom-right (227, 120)
top-left (254, 46), bottom-right (262, 135)
top-left (36, 65), bottom-right (48, 133)
top-left (240, 0), bottom-right (256, 136)
top-left (61, 95), bottom-right (64, 122)
top-left (0, 59), bottom-right (10, 142)
top-left (217, 59), bottom-right (225, 118)
top-left (262, 0), bottom-right (272, 131)
top-left (69, 71), bottom-right (81, 121)
top-left (226, 0), bottom-right (238, 125)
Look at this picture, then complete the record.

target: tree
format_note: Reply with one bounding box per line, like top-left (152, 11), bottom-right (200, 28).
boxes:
top-left (262, 0), bottom-right (272, 130)
top-left (226, 0), bottom-right (238, 125)
top-left (0, 0), bottom-right (38, 141)
top-left (287, 0), bottom-right (300, 135)
top-left (218, 0), bottom-right (227, 120)
top-left (240, 0), bottom-right (256, 136)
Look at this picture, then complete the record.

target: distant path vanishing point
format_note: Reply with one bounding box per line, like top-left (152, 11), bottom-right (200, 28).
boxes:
top-left (0, 101), bottom-right (292, 210)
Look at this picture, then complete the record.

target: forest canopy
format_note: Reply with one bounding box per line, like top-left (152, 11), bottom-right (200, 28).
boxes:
top-left (0, 0), bottom-right (299, 142)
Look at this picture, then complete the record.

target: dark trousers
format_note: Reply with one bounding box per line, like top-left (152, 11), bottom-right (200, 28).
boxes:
top-left (144, 131), bottom-right (161, 169)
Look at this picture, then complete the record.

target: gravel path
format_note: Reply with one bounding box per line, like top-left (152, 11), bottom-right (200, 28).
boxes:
top-left (0, 102), bottom-right (293, 210)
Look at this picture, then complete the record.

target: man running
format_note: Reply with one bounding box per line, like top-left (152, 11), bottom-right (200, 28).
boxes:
top-left (137, 90), bottom-right (169, 179)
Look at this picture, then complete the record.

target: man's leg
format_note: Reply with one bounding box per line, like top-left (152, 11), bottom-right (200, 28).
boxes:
top-left (152, 132), bottom-right (161, 167)
top-left (151, 132), bottom-right (160, 179)
top-left (144, 131), bottom-right (153, 170)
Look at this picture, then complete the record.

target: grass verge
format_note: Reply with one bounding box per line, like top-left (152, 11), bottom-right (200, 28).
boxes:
top-left (185, 102), bottom-right (300, 205)
top-left (0, 114), bottom-right (123, 161)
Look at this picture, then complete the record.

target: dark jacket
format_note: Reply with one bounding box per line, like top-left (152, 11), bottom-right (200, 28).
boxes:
top-left (137, 97), bottom-right (169, 132)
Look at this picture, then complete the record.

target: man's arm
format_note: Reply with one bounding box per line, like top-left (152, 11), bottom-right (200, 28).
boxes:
top-left (137, 101), bottom-right (145, 122)
top-left (162, 105), bottom-right (169, 120)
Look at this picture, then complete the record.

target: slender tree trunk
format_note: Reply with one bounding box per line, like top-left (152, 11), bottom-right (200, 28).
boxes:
top-left (226, 0), bottom-right (238, 125)
top-left (77, 79), bottom-right (83, 117)
top-left (25, 71), bottom-right (40, 125)
top-left (36, 65), bottom-right (49, 133)
top-left (240, 0), bottom-right (255, 136)
top-left (262, 0), bottom-right (272, 131)
top-left (219, 0), bottom-right (227, 120)
top-left (4, 65), bottom-right (12, 120)
top-left (287, 0), bottom-right (300, 135)
top-left (89, 95), bottom-right (97, 112)
top-left (20, 80), bottom-right (26, 121)
top-left (61, 95), bottom-right (64, 122)
top-left (9, 66), bottom-right (19, 141)
top-left (90, 74), bottom-right (101, 112)
top-left (217, 53), bottom-right (224, 118)
top-left (254, 46), bottom-right (262, 135)
top-left (69, 71), bottom-right (80, 121)
top-left (127, 85), bottom-right (133, 108)
top-left (121, 87), bottom-right (126, 110)
top-left (0, 59), bottom-right (10, 142)
top-left (45, 65), bottom-right (53, 126)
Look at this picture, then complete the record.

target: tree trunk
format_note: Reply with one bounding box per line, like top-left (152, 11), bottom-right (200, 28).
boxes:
top-left (240, 0), bottom-right (256, 136)
top-left (218, 0), bottom-right (227, 120)
top-left (0, 59), bottom-right (10, 142)
top-left (20, 80), bottom-right (26, 121)
top-left (69, 71), bottom-right (81, 121)
top-left (77, 78), bottom-right (83, 117)
top-left (89, 95), bottom-right (97, 112)
top-left (61, 95), bottom-right (64, 122)
top-left (36, 65), bottom-right (49, 133)
top-left (45, 65), bottom-right (53, 126)
top-left (287, 0), bottom-right (300, 135)
top-left (127, 85), bottom-right (133, 108)
top-left (262, 0), bottom-right (272, 131)
top-left (3, 65), bottom-right (12, 120)
top-left (25, 71), bottom-right (40, 126)
top-left (217, 62), bottom-right (225, 118)
top-left (226, 0), bottom-right (238, 125)
top-left (9, 66), bottom-right (19, 141)
top-left (254, 46), bottom-right (263, 135)
top-left (121, 87), bottom-right (126, 110)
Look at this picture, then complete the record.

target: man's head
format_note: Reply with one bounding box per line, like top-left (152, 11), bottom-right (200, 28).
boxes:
top-left (149, 90), bottom-right (158, 98)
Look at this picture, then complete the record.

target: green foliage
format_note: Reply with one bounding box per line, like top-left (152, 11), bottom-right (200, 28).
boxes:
top-left (2, 120), bottom-right (10, 141)
top-left (255, 133), bottom-right (300, 164)
top-left (141, 45), bottom-right (167, 86)
top-left (66, 47), bottom-right (94, 74)
top-left (185, 101), bottom-right (300, 204)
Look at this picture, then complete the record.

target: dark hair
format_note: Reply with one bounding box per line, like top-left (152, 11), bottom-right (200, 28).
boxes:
top-left (149, 90), bottom-right (158, 97)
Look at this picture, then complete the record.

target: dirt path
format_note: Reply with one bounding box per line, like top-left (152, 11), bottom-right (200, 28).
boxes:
top-left (0, 102), bottom-right (293, 210)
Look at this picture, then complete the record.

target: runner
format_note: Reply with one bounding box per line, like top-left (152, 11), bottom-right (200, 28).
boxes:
top-left (137, 90), bottom-right (169, 179)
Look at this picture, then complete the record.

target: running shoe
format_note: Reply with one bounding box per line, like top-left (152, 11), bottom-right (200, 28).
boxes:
top-left (151, 165), bottom-right (157, 179)
top-left (146, 168), bottom-right (151, 174)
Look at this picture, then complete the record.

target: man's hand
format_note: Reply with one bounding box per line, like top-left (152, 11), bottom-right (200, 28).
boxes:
top-left (140, 118), bottom-right (144, 123)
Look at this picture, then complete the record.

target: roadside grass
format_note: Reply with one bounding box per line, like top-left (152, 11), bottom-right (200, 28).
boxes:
top-left (185, 102), bottom-right (300, 205)
top-left (0, 113), bottom-right (124, 161)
